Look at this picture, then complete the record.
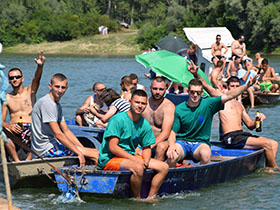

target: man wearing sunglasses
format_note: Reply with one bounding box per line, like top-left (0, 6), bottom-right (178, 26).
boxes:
top-left (211, 34), bottom-right (228, 68)
top-left (166, 61), bottom-right (258, 167)
top-left (3, 51), bottom-right (45, 162)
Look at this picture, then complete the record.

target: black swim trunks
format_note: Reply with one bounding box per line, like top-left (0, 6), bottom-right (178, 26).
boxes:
top-left (220, 130), bottom-right (259, 149)
top-left (212, 55), bottom-right (225, 62)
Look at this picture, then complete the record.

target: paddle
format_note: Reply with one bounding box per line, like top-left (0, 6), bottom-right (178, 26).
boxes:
top-left (3, 127), bottom-right (71, 183)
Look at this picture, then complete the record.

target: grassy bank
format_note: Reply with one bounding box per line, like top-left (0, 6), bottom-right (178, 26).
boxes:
top-left (4, 29), bottom-right (142, 55)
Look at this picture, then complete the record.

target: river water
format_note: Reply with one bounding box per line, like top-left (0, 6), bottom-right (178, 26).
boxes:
top-left (0, 53), bottom-right (280, 210)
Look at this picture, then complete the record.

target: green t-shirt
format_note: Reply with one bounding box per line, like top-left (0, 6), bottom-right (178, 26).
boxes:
top-left (172, 96), bottom-right (224, 146)
top-left (97, 112), bottom-right (155, 169)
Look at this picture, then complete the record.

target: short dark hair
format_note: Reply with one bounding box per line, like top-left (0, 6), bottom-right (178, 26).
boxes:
top-left (121, 76), bottom-right (133, 86)
top-left (152, 76), bottom-right (165, 83)
top-left (51, 73), bottom-right (67, 84)
top-left (131, 89), bottom-right (147, 99)
top-left (216, 34), bottom-right (221, 38)
top-left (9, 68), bottom-right (23, 76)
top-left (226, 76), bottom-right (240, 85)
top-left (216, 60), bottom-right (223, 67)
top-left (129, 73), bottom-right (138, 80)
top-left (188, 78), bottom-right (202, 88)
top-left (261, 58), bottom-right (268, 65)
top-left (92, 82), bottom-right (104, 91)
top-left (100, 88), bottom-right (120, 106)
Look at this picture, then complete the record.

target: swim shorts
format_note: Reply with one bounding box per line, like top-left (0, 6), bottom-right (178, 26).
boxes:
top-left (41, 142), bottom-right (74, 158)
top-left (176, 141), bottom-right (207, 162)
top-left (11, 123), bottom-right (32, 161)
top-left (260, 82), bottom-right (273, 92)
top-left (103, 155), bottom-right (143, 171)
top-left (221, 130), bottom-right (259, 149)
top-left (211, 55), bottom-right (225, 62)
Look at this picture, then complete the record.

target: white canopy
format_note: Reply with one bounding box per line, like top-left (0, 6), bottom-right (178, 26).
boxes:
top-left (183, 27), bottom-right (235, 62)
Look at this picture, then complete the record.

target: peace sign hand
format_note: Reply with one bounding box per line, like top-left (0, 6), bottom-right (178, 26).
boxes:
top-left (34, 50), bottom-right (46, 66)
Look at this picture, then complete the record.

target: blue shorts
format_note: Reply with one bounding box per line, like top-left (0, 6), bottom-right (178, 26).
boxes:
top-left (42, 143), bottom-right (74, 158)
top-left (176, 141), bottom-right (206, 162)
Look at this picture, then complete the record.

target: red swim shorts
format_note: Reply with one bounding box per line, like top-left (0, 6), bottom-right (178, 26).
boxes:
top-left (103, 155), bottom-right (143, 171)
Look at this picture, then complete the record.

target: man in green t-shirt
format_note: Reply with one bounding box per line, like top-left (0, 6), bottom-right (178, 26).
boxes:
top-left (97, 89), bottom-right (169, 199)
top-left (167, 61), bottom-right (258, 167)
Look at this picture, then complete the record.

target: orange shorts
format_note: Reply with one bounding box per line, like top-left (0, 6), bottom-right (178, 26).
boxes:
top-left (103, 155), bottom-right (143, 171)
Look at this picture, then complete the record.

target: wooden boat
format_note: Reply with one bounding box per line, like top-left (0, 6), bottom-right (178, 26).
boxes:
top-left (242, 91), bottom-right (280, 106)
top-left (52, 143), bottom-right (265, 198)
top-left (0, 125), bottom-right (103, 189)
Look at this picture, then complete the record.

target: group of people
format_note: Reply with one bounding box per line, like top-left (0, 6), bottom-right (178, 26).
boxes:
top-left (2, 49), bottom-right (279, 200)
top-left (210, 34), bottom-right (279, 108)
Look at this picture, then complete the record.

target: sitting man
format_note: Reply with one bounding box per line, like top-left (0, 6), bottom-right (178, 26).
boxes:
top-left (231, 35), bottom-right (251, 63)
top-left (31, 73), bottom-right (98, 166)
top-left (135, 77), bottom-right (175, 161)
top-left (3, 51), bottom-right (45, 162)
top-left (259, 59), bottom-right (279, 93)
top-left (97, 90), bottom-right (169, 199)
top-left (120, 76), bottom-right (136, 101)
top-left (210, 60), bottom-right (226, 91)
top-left (129, 73), bottom-right (145, 91)
top-left (200, 76), bottom-right (278, 170)
top-left (226, 55), bottom-right (242, 77)
top-left (166, 61), bottom-right (258, 167)
top-left (255, 53), bottom-right (264, 68)
top-left (75, 82), bottom-right (107, 127)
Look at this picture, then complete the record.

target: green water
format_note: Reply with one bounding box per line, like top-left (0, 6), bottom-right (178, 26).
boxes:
top-left (0, 53), bottom-right (280, 210)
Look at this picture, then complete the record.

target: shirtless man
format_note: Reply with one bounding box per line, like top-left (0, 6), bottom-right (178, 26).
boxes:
top-left (226, 56), bottom-right (242, 77)
top-left (255, 53), bottom-right (264, 68)
top-left (202, 76), bottom-right (278, 169)
top-left (211, 34), bottom-right (228, 68)
top-left (141, 77), bottom-right (175, 161)
top-left (210, 60), bottom-right (226, 90)
top-left (129, 73), bottom-right (145, 91)
top-left (3, 51), bottom-right (45, 162)
top-left (259, 59), bottom-right (279, 93)
top-left (231, 35), bottom-right (251, 62)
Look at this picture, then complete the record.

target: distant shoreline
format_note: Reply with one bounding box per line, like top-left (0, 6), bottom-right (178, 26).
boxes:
top-left (2, 29), bottom-right (143, 56)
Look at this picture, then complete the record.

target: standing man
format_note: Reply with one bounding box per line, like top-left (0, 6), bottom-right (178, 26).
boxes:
top-left (97, 90), bottom-right (169, 199)
top-left (141, 77), bottom-right (175, 161)
top-left (211, 34), bottom-right (228, 68)
top-left (31, 73), bottom-right (98, 166)
top-left (75, 82), bottom-right (107, 127)
top-left (3, 51), bottom-right (45, 162)
top-left (166, 62), bottom-right (258, 167)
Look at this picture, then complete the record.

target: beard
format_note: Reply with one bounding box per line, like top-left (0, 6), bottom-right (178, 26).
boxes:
top-left (152, 93), bottom-right (163, 100)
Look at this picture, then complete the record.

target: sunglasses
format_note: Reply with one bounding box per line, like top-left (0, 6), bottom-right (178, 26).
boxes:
top-left (9, 75), bottom-right (22, 80)
top-left (190, 90), bottom-right (202, 95)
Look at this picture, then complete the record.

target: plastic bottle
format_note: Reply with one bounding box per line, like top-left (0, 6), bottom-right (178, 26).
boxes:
top-left (255, 111), bottom-right (262, 132)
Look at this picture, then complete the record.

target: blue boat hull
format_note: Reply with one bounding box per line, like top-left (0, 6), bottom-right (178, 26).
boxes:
top-left (53, 145), bottom-right (265, 198)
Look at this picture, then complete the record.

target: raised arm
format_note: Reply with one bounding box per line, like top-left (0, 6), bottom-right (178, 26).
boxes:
top-left (31, 51), bottom-right (45, 94)
top-left (221, 75), bottom-right (258, 104)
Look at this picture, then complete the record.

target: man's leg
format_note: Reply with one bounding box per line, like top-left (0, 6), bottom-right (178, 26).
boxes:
top-left (4, 141), bottom-right (20, 162)
top-left (270, 84), bottom-right (279, 93)
top-left (154, 141), bottom-right (169, 161)
top-left (166, 143), bottom-right (185, 168)
top-left (146, 159), bottom-right (169, 198)
top-left (248, 87), bottom-right (255, 108)
top-left (192, 144), bottom-right (211, 165)
top-left (120, 159), bottom-right (144, 199)
top-left (244, 136), bottom-right (278, 168)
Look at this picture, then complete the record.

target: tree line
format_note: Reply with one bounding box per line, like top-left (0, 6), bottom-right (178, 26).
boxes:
top-left (0, 0), bottom-right (279, 53)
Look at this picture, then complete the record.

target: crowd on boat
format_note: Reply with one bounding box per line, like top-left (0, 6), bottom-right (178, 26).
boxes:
top-left (1, 43), bottom-right (279, 199)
